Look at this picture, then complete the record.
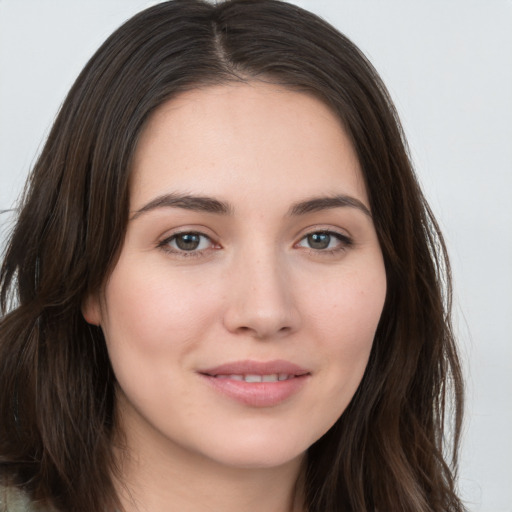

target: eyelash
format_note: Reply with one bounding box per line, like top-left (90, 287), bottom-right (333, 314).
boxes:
top-left (158, 229), bottom-right (353, 258)
top-left (295, 230), bottom-right (353, 256)
top-left (157, 231), bottom-right (217, 258)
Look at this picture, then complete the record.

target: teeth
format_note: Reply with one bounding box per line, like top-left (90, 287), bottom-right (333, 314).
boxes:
top-left (245, 374), bottom-right (262, 383)
top-left (214, 373), bottom-right (292, 382)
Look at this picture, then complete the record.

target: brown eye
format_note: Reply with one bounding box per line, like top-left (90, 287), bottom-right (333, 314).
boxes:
top-left (306, 233), bottom-right (332, 249)
top-left (174, 233), bottom-right (201, 251)
top-left (164, 232), bottom-right (213, 252)
top-left (297, 231), bottom-right (352, 252)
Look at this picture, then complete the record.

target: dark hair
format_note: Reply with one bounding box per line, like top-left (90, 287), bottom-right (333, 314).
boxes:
top-left (0, 1), bottom-right (464, 511)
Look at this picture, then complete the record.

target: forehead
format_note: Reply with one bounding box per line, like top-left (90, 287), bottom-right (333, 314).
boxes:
top-left (130, 82), bottom-right (367, 210)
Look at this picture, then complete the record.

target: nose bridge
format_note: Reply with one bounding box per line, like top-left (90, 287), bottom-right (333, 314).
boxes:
top-left (223, 239), bottom-right (300, 339)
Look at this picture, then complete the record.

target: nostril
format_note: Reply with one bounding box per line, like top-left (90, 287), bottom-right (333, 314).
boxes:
top-left (232, 323), bottom-right (293, 340)
top-left (222, 285), bottom-right (301, 339)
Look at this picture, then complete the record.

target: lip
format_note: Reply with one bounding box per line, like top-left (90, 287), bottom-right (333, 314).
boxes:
top-left (200, 359), bottom-right (310, 377)
top-left (198, 359), bottom-right (311, 407)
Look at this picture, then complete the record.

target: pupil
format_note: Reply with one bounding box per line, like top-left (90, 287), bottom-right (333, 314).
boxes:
top-left (308, 233), bottom-right (330, 249)
top-left (176, 233), bottom-right (200, 251)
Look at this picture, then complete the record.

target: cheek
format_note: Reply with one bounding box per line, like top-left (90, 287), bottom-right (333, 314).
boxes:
top-left (100, 262), bottom-right (221, 358)
top-left (305, 262), bottom-right (386, 344)
top-left (302, 262), bottom-right (386, 402)
top-left (99, 264), bottom-right (224, 423)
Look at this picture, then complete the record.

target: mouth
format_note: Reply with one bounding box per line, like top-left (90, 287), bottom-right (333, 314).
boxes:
top-left (200, 360), bottom-right (310, 382)
top-left (210, 373), bottom-right (301, 383)
top-left (198, 360), bottom-right (311, 407)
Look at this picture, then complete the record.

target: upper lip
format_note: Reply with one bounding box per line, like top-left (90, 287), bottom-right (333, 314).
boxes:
top-left (199, 359), bottom-right (310, 376)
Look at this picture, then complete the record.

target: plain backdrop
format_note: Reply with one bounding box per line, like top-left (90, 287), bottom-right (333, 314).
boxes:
top-left (0, 1), bottom-right (511, 511)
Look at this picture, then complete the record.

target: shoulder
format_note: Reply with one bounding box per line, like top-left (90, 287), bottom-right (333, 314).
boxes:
top-left (0, 484), bottom-right (43, 512)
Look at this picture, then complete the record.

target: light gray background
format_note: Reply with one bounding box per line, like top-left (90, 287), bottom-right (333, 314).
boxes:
top-left (1, 1), bottom-right (511, 510)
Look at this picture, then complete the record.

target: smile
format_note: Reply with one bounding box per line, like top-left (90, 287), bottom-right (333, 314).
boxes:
top-left (199, 360), bottom-right (311, 407)
top-left (213, 373), bottom-right (297, 382)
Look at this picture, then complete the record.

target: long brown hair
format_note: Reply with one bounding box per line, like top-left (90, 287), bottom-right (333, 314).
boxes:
top-left (0, 1), bottom-right (464, 510)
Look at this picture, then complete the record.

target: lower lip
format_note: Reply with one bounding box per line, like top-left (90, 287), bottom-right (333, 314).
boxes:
top-left (200, 374), bottom-right (309, 407)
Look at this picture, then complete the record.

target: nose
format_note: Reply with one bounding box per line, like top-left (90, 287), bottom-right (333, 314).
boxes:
top-left (222, 247), bottom-right (301, 340)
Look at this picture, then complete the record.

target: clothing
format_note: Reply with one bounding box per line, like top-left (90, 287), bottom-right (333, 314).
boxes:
top-left (0, 485), bottom-right (39, 512)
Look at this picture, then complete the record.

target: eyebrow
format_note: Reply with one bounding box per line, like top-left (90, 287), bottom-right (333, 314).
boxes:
top-left (130, 192), bottom-right (371, 220)
top-left (288, 195), bottom-right (371, 218)
top-left (130, 193), bottom-right (232, 220)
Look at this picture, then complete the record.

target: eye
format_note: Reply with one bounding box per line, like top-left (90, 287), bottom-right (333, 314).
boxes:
top-left (297, 231), bottom-right (351, 251)
top-left (160, 232), bottom-right (215, 254)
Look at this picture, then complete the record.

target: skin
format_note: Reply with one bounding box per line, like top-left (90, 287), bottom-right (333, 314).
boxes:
top-left (84, 82), bottom-right (387, 512)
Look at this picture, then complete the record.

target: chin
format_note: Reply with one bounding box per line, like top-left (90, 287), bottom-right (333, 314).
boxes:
top-left (189, 422), bottom-right (325, 471)
top-left (209, 444), bottom-right (306, 471)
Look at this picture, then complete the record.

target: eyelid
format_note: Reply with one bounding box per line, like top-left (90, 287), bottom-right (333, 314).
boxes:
top-left (155, 225), bottom-right (353, 259)
top-left (157, 228), bottom-right (221, 257)
top-left (294, 224), bottom-right (352, 243)
top-left (293, 226), bottom-right (354, 254)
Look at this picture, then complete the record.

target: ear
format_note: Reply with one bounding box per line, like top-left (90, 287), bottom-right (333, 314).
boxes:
top-left (82, 293), bottom-right (102, 326)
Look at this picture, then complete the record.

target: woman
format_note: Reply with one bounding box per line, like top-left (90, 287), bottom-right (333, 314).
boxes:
top-left (0, 1), bottom-right (465, 511)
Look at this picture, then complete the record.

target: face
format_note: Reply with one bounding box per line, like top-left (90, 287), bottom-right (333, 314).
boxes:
top-left (84, 83), bottom-right (386, 471)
